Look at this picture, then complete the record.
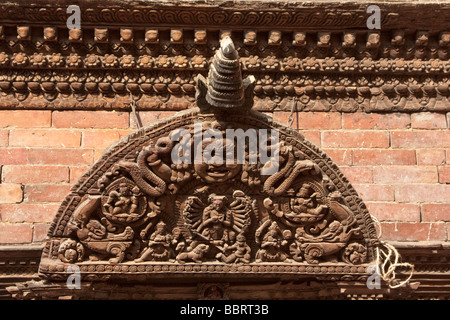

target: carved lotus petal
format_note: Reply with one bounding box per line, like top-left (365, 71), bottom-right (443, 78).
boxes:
top-left (335, 86), bottom-right (346, 94)
top-left (324, 86), bottom-right (335, 94)
top-left (12, 81), bottom-right (27, 90)
top-left (181, 84), bottom-right (195, 94)
top-left (70, 82), bottom-right (84, 92)
top-left (0, 81), bottom-right (11, 91)
top-left (274, 85), bottom-right (284, 94)
top-left (253, 85), bottom-right (263, 95)
top-left (304, 85), bottom-right (315, 95)
top-left (358, 86), bottom-right (370, 95)
top-left (56, 82), bottom-right (70, 92)
top-left (381, 84), bottom-right (395, 94)
top-left (262, 85), bottom-right (274, 95)
top-left (85, 82), bottom-right (98, 92)
top-left (153, 83), bottom-right (167, 93)
top-left (112, 82), bottom-right (126, 92)
top-left (126, 83), bottom-right (140, 93)
top-left (437, 84), bottom-right (448, 94)
top-left (395, 84), bottom-right (408, 94)
top-left (345, 87), bottom-right (357, 95)
top-left (314, 86), bottom-right (325, 94)
top-left (28, 81), bottom-right (41, 91)
top-left (98, 82), bottom-right (111, 92)
top-left (422, 85), bottom-right (436, 94)
top-left (409, 84), bottom-right (422, 95)
top-left (168, 83), bottom-right (181, 93)
top-left (41, 81), bottom-right (55, 92)
top-left (284, 85), bottom-right (295, 95)
top-left (140, 83), bottom-right (153, 93)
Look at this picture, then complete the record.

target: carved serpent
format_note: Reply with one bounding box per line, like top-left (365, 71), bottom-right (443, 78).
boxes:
top-left (263, 148), bottom-right (318, 197)
top-left (118, 146), bottom-right (167, 197)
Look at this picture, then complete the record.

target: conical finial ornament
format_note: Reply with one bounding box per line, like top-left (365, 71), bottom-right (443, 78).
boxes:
top-left (196, 36), bottom-right (255, 112)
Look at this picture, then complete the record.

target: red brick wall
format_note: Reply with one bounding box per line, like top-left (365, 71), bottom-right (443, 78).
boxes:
top-left (0, 109), bottom-right (449, 244)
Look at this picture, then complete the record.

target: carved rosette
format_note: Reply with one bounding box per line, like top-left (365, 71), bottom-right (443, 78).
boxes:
top-left (39, 38), bottom-right (379, 282)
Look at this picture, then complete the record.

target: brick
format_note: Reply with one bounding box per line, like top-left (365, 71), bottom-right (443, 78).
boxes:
top-left (365, 202), bottom-right (420, 222)
top-left (131, 111), bottom-right (176, 129)
top-left (322, 131), bottom-right (389, 148)
top-left (0, 130), bottom-right (8, 146)
top-left (9, 129), bottom-right (81, 148)
top-left (322, 149), bottom-right (352, 166)
top-left (411, 112), bottom-right (447, 129)
top-left (373, 166), bottom-right (438, 184)
top-left (2, 166), bottom-right (69, 184)
top-left (421, 204), bottom-right (450, 222)
top-left (353, 184), bottom-right (395, 201)
top-left (417, 149), bottom-right (446, 166)
top-left (53, 111), bottom-right (129, 129)
top-left (0, 203), bottom-right (59, 223)
top-left (447, 222), bottom-right (450, 241)
top-left (391, 131), bottom-right (450, 148)
top-left (94, 149), bottom-right (105, 162)
top-left (33, 223), bottom-right (50, 242)
top-left (0, 110), bottom-right (51, 128)
top-left (0, 148), bottom-right (28, 165)
top-left (272, 111), bottom-right (298, 128)
top-left (299, 130), bottom-right (321, 147)
top-left (438, 166), bottom-right (450, 183)
top-left (395, 184), bottom-right (450, 203)
top-left (353, 149), bottom-right (416, 166)
top-left (297, 112), bottom-right (341, 129)
top-left (340, 166), bottom-right (373, 184)
top-left (342, 112), bottom-right (410, 130)
top-left (82, 130), bottom-right (121, 148)
top-left (380, 222), bottom-right (447, 241)
top-left (0, 184), bottom-right (23, 203)
top-left (69, 166), bottom-right (89, 183)
top-left (0, 223), bottom-right (33, 244)
top-left (27, 148), bottom-right (93, 165)
top-left (24, 184), bottom-right (72, 203)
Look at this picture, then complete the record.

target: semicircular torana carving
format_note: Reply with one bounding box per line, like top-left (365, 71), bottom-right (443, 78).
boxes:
top-left (39, 37), bottom-right (379, 282)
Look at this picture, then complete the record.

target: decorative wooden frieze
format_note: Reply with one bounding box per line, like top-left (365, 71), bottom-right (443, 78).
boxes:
top-left (0, 17), bottom-right (447, 112)
top-left (38, 37), bottom-right (380, 285)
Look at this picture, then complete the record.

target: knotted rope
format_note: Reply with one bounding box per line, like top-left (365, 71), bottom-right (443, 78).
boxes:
top-left (371, 214), bottom-right (415, 289)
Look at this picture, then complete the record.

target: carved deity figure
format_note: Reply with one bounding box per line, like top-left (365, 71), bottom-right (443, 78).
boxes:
top-left (135, 221), bottom-right (175, 262)
top-left (255, 221), bottom-right (289, 262)
top-left (197, 194), bottom-right (235, 245)
top-left (103, 183), bottom-right (140, 215)
top-left (217, 234), bottom-right (251, 263)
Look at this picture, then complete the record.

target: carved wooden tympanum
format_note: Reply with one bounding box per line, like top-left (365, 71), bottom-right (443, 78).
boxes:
top-left (39, 37), bottom-right (379, 283)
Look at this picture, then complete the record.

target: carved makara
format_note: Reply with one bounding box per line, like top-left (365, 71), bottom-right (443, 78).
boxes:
top-left (40, 37), bottom-right (378, 281)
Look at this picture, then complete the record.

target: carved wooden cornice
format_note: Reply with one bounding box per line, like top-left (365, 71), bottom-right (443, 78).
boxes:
top-left (0, 0), bottom-right (448, 112)
top-left (1, 0), bottom-right (450, 29)
top-left (2, 243), bottom-right (449, 300)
